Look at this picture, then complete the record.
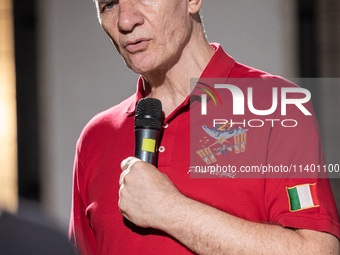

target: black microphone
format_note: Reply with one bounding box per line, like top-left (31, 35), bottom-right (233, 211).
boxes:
top-left (134, 98), bottom-right (163, 165)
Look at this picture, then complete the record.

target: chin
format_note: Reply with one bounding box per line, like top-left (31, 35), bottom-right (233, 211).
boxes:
top-left (129, 65), bottom-right (155, 76)
top-left (126, 58), bottom-right (158, 75)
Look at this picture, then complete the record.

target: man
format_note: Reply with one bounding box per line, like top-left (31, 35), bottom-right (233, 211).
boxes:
top-left (69, 0), bottom-right (340, 254)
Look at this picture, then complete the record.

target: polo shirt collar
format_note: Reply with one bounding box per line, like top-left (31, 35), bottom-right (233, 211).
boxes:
top-left (202, 43), bottom-right (235, 79)
top-left (190, 43), bottom-right (235, 98)
top-left (126, 76), bottom-right (145, 116)
top-left (126, 43), bottom-right (235, 115)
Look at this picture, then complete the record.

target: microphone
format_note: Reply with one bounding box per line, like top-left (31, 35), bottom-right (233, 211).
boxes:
top-left (134, 98), bottom-right (163, 165)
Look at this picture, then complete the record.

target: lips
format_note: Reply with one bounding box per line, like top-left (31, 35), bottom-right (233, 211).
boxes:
top-left (123, 39), bottom-right (150, 53)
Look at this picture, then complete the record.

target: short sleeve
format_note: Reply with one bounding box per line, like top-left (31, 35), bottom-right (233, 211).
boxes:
top-left (264, 96), bottom-right (340, 239)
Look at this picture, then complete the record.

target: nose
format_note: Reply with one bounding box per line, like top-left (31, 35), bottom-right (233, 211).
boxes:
top-left (117, 0), bottom-right (144, 33)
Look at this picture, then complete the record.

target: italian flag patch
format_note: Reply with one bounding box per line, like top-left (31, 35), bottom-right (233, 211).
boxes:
top-left (286, 183), bottom-right (320, 212)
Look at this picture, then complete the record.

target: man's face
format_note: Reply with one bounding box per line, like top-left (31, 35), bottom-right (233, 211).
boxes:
top-left (96, 0), bottom-right (193, 75)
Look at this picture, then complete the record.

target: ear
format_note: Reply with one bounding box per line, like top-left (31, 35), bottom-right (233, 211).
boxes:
top-left (188, 0), bottom-right (202, 14)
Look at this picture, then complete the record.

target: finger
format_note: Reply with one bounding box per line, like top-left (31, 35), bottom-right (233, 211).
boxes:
top-left (118, 184), bottom-right (124, 199)
top-left (119, 169), bottom-right (130, 187)
top-left (120, 157), bottom-right (141, 171)
top-left (119, 157), bottom-right (142, 186)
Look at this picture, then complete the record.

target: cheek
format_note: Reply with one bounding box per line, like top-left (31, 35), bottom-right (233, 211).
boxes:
top-left (101, 15), bottom-right (119, 40)
top-left (102, 24), bottom-right (121, 50)
top-left (163, 21), bottom-right (190, 47)
top-left (102, 24), bottom-right (114, 41)
top-left (162, 9), bottom-right (191, 42)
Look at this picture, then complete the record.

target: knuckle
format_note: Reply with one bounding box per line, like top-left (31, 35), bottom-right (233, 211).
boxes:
top-left (119, 186), bottom-right (127, 198)
top-left (123, 171), bottom-right (132, 183)
top-left (130, 161), bottom-right (142, 172)
top-left (118, 197), bottom-right (126, 211)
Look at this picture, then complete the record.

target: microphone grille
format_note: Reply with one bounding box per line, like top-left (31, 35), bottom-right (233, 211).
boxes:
top-left (135, 98), bottom-right (163, 130)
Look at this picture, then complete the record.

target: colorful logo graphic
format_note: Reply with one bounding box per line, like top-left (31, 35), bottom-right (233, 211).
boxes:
top-left (197, 82), bottom-right (222, 115)
top-left (196, 123), bottom-right (248, 165)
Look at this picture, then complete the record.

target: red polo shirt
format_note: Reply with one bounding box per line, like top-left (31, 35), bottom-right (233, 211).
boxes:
top-left (69, 43), bottom-right (340, 255)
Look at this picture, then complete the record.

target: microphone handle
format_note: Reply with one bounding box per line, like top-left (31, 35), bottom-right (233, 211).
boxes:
top-left (135, 129), bottom-right (160, 165)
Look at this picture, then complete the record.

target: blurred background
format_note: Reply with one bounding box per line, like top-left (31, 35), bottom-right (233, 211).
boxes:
top-left (1, 0), bottom-right (339, 234)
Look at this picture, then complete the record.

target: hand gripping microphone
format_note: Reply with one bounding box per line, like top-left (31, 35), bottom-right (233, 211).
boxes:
top-left (134, 98), bottom-right (163, 165)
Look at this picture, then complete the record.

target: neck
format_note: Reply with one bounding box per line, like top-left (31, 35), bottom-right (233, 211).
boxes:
top-left (142, 24), bottom-right (215, 117)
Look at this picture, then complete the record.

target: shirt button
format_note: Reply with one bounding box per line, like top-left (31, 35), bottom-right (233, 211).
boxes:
top-left (163, 123), bottom-right (169, 129)
top-left (159, 146), bottom-right (165, 153)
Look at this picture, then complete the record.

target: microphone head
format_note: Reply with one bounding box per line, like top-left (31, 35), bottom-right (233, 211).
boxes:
top-left (135, 98), bottom-right (163, 130)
